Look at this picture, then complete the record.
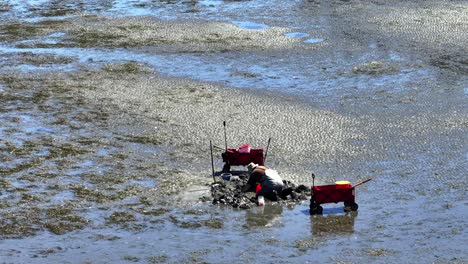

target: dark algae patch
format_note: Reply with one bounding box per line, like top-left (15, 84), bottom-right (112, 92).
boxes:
top-left (0, 52), bottom-right (75, 67)
top-left (70, 184), bottom-right (121, 203)
top-left (0, 20), bottom-right (68, 42)
top-left (0, 69), bottom-right (186, 240)
top-left (147, 255), bottom-right (168, 264)
top-left (1, 205), bottom-right (87, 237)
top-left (135, 207), bottom-right (170, 216)
top-left (44, 205), bottom-right (88, 235)
top-left (202, 218), bottom-right (224, 229)
top-left (352, 61), bottom-right (400, 75)
top-left (0, 23), bottom-right (41, 41)
top-left (0, 208), bottom-right (41, 238)
top-left (169, 215), bottom-right (202, 229)
top-left (107, 212), bottom-right (137, 225)
top-left (102, 62), bottom-right (152, 75)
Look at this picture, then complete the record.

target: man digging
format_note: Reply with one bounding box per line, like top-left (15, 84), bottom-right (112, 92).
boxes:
top-left (242, 162), bottom-right (292, 206)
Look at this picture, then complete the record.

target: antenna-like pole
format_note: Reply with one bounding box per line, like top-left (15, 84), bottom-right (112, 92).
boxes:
top-left (264, 138), bottom-right (271, 164)
top-left (210, 140), bottom-right (215, 183)
top-left (223, 121), bottom-right (227, 151)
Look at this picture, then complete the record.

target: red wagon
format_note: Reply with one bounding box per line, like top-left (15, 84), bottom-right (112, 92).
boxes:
top-left (213, 121), bottom-right (271, 173)
top-left (309, 174), bottom-right (371, 215)
top-left (221, 146), bottom-right (265, 173)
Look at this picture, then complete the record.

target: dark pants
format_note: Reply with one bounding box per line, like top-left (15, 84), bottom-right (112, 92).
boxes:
top-left (257, 186), bottom-right (293, 201)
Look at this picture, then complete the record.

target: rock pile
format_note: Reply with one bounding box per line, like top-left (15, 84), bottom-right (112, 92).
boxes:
top-left (205, 173), bottom-right (311, 209)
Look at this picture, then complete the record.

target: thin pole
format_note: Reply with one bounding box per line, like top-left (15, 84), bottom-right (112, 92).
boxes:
top-left (223, 121), bottom-right (227, 151)
top-left (210, 140), bottom-right (216, 183)
top-left (263, 138), bottom-right (271, 164)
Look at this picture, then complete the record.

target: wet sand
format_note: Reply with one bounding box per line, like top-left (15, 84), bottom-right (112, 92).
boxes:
top-left (0, 0), bottom-right (467, 263)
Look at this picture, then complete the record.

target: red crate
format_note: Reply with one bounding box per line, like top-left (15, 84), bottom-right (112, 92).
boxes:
top-left (221, 148), bottom-right (264, 172)
top-left (312, 184), bottom-right (355, 204)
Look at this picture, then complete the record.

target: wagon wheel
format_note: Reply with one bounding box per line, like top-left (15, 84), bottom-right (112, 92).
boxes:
top-left (344, 201), bottom-right (359, 212)
top-left (309, 200), bottom-right (323, 215)
top-left (316, 205), bottom-right (323, 214)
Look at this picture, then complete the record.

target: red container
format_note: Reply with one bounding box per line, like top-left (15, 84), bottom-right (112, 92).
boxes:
top-left (238, 144), bottom-right (251, 153)
top-left (312, 184), bottom-right (355, 205)
top-left (222, 148), bottom-right (264, 166)
top-left (221, 147), bottom-right (264, 173)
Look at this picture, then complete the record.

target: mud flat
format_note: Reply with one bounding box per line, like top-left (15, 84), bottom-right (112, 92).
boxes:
top-left (0, 0), bottom-right (467, 263)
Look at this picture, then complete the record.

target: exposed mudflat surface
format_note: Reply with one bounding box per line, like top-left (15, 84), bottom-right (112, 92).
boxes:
top-left (0, 0), bottom-right (467, 263)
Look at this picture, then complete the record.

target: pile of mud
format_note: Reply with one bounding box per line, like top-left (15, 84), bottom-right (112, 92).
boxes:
top-left (203, 173), bottom-right (311, 209)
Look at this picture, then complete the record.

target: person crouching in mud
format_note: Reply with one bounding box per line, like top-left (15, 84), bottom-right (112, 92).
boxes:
top-left (242, 162), bottom-right (286, 206)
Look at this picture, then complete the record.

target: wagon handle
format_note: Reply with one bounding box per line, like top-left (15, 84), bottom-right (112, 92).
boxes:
top-left (311, 173), bottom-right (315, 187)
top-left (353, 178), bottom-right (372, 188)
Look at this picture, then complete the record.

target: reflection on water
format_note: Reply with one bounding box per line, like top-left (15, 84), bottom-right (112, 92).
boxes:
top-left (199, 0), bottom-right (223, 7)
top-left (304, 38), bottom-right (325, 44)
top-left (310, 212), bottom-right (356, 236)
top-left (232, 21), bottom-right (269, 30)
top-left (244, 203), bottom-right (283, 228)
